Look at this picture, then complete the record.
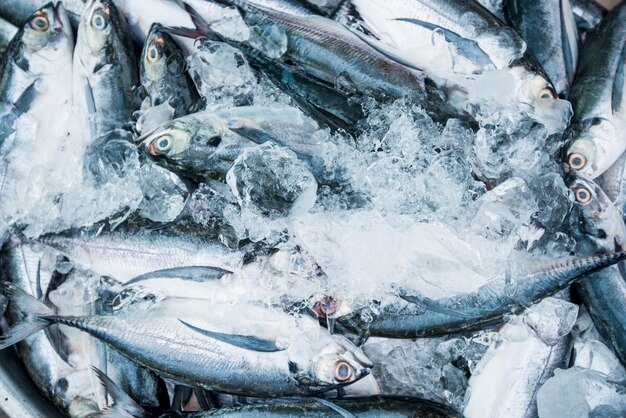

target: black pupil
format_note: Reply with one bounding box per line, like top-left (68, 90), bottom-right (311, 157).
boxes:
top-left (95, 16), bottom-right (103, 26)
top-left (541, 92), bottom-right (551, 99)
top-left (150, 47), bottom-right (158, 60)
top-left (35, 18), bottom-right (46, 28)
top-left (577, 190), bottom-right (588, 201)
top-left (158, 139), bottom-right (169, 149)
top-left (337, 364), bottom-right (348, 378)
top-left (572, 156), bottom-right (583, 166)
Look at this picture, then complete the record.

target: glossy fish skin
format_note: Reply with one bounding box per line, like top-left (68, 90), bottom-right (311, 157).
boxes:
top-left (140, 23), bottom-right (200, 119)
top-left (138, 106), bottom-right (322, 181)
top-left (0, 286), bottom-right (373, 397)
top-left (565, 173), bottom-right (626, 367)
top-left (0, 17), bottom-right (17, 60)
top-left (181, 396), bottom-right (462, 417)
top-left (564, 2), bottom-right (626, 180)
top-left (37, 228), bottom-right (243, 283)
top-left (1, 242), bottom-right (99, 415)
top-left (0, 0), bottom-right (88, 27)
top-left (201, 0), bottom-right (460, 121)
top-left (339, 251), bottom-right (626, 338)
top-left (336, 0), bottom-right (557, 116)
top-left (569, 0), bottom-right (606, 32)
top-left (506, 0), bottom-right (578, 97)
top-left (0, 3), bottom-right (74, 235)
top-left (73, 0), bottom-right (138, 141)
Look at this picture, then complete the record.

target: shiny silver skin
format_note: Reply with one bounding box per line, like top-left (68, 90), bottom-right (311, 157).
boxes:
top-left (138, 106), bottom-right (322, 181)
top-left (599, 152), bottom-right (626, 220)
top-left (0, 17), bottom-right (17, 60)
top-left (37, 228), bottom-right (244, 283)
top-left (564, 2), bottom-right (626, 179)
top-left (1, 242), bottom-right (99, 416)
top-left (0, 0), bottom-right (88, 27)
top-left (0, 287), bottom-right (373, 397)
top-left (140, 23), bottom-right (200, 119)
top-left (338, 250), bottom-right (626, 338)
top-left (506, 0), bottom-right (578, 97)
top-left (335, 0), bottom-right (557, 116)
top-left (205, 0), bottom-right (459, 120)
top-left (73, 0), bottom-right (138, 141)
top-left (570, 0), bottom-right (606, 32)
top-left (565, 172), bottom-right (626, 367)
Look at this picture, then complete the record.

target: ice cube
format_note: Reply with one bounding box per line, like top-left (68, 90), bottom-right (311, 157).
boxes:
top-left (523, 297), bottom-right (579, 345)
top-left (138, 160), bottom-right (189, 223)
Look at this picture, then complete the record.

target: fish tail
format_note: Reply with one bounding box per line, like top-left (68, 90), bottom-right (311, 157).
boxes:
top-left (0, 281), bottom-right (55, 350)
top-left (91, 367), bottom-right (147, 418)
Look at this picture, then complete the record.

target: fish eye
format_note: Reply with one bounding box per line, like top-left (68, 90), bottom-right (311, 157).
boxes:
top-left (91, 11), bottom-right (108, 30)
top-left (147, 44), bottom-right (161, 63)
top-left (574, 186), bottom-right (593, 205)
top-left (154, 135), bottom-right (173, 153)
top-left (567, 152), bottom-right (587, 170)
top-left (537, 87), bottom-right (556, 100)
top-left (30, 14), bottom-right (49, 32)
top-left (207, 135), bottom-right (222, 147)
top-left (333, 361), bottom-right (353, 382)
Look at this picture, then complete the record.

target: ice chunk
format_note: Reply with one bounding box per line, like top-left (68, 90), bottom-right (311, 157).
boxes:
top-left (249, 24), bottom-right (288, 59)
top-left (573, 340), bottom-right (626, 382)
top-left (138, 160), bottom-right (189, 223)
top-left (226, 143), bottom-right (318, 217)
top-left (537, 368), bottom-right (626, 418)
top-left (135, 102), bottom-right (176, 135)
top-left (523, 297), bottom-right (578, 345)
top-left (187, 40), bottom-right (258, 108)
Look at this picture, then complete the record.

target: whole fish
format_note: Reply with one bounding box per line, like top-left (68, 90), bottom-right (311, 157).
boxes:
top-left (334, 251), bottom-right (626, 338)
top-left (73, 0), bottom-right (138, 141)
top-left (36, 228), bottom-right (244, 283)
top-left (189, 0), bottom-right (460, 122)
top-left (0, 16), bottom-right (17, 59)
top-left (0, 0), bottom-right (88, 27)
top-left (334, 0), bottom-right (558, 117)
top-left (565, 173), bottom-right (626, 367)
top-left (1, 242), bottom-right (99, 416)
top-left (564, 2), bottom-right (626, 179)
top-left (506, 0), bottom-right (578, 97)
top-left (140, 23), bottom-right (200, 119)
top-left (0, 3), bottom-right (74, 238)
top-left (138, 106), bottom-right (322, 181)
top-left (0, 284), bottom-right (373, 397)
top-left (570, 0), bottom-right (606, 32)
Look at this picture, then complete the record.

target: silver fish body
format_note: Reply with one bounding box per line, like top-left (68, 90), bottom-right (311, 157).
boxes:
top-left (0, 16), bottom-right (17, 59)
top-left (506, 0), bottom-right (578, 97)
top-left (73, 0), bottom-right (138, 141)
top-left (0, 0), bottom-right (88, 27)
top-left (564, 2), bottom-right (626, 179)
top-left (570, 0), bottom-right (606, 32)
top-left (37, 228), bottom-right (244, 283)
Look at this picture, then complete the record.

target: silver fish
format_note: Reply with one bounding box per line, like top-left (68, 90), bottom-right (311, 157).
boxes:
top-left (564, 2), bottom-right (626, 179)
top-left (0, 0), bottom-right (88, 27)
top-left (506, 0), bottom-right (579, 97)
top-left (570, 0), bottom-right (606, 32)
top-left (0, 284), bottom-right (373, 397)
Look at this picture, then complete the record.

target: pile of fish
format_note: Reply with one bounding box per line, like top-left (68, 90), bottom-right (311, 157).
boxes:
top-left (0, 0), bottom-right (626, 416)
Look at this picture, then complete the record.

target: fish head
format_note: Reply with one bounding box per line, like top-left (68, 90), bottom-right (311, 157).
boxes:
top-left (80, 0), bottom-right (130, 57)
top-left (138, 115), bottom-right (226, 180)
top-left (289, 333), bottom-right (372, 391)
top-left (565, 118), bottom-right (619, 179)
top-left (17, 3), bottom-right (73, 63)
top-left (564, 171), bottom-right (626, 252)
top-left (516, 68), bottom-right (558, 108)
top-left (141, 23), bottom-right (186, 86)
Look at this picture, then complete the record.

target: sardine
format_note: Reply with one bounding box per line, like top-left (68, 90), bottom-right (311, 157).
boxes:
top-left (506, 0), bottom-right (578, 97)
top-left (564, 2), bottom-right (626, 179)
top-left (0, 284), bottom-right (373, 397)
top-left (336, 251), bottom-right (626, 338)
top-left (0, 0), bottom-right (88, 27)
top-left (73, 0), bottom-right (138, 141)
top-left (570, 0), bottom-right (606, 32)
top-left (140, 23), bottom-right (200, 119)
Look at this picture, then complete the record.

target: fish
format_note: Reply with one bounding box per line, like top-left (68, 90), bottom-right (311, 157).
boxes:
top-left (1, 242), bottom-right (99, 416)
top-left (36, 227), bottom-right (244, 283)
top-left (137, 106), bottom-right (322, 181)
top-left (0, 283), bottom-right (373, 397)
top-left (0, 16), bottom-right (17, 59)
top-left (333, 0), bottom-right (558, 116)
top-left (506, 0), bottom-right (579, 97)
top-left (73, 0), bottom-right (139, 141)
top-left (188, 0), bottom-right (460, 122)
top-left (599, 152), bottom-right (626, 221)
top-left (0, 0), bottom-right (88, 27)
top-left (564, 2), bottom-right (626, 179)
top-left (569, 0), bottom-right (607, 33)
top-left (0, 2), bottom-right (74, 238)
top-left (334, 250), bottom-right (626, 338)
top-left (140, 23), bottom-right (200, 119)
top-left (565, 172), bottom-right (626, 367)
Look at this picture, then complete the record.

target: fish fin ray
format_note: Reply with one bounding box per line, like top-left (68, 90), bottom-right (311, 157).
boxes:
top-left (126, 266), bottom-right (232, 285)
top-left (612, 43), bottom-right (626, 114)
top-left (92, 366), bottom-right (146, 417)
top-left (179, 319), bottom-right (284, 352)
top-left (13, 81), bottom-right (38, 115)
